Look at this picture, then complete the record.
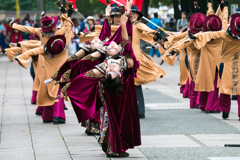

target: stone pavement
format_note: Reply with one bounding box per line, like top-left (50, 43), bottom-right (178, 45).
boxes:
top-left (0, 54), bottom-right (240, 160)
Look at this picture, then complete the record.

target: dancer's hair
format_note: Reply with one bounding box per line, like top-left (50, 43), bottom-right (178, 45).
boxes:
top-left (101, 74), bottom-right (123, 95)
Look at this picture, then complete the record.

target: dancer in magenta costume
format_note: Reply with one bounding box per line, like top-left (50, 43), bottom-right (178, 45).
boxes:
top-left (61, 13), bottom-right (141, 157)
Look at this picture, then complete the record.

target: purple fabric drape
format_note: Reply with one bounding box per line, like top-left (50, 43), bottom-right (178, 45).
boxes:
top-left (66, 16), bottom-right (141, 152)
top-left (99, 18), bottom-right (111, 41)
top-left (69, 56), bottom-right (106, 82)
top-left (103, 67), bottom-right (141, 152)
top-left (103, 18), bottom-right (140, 152)
top-left (54, 17), bottom-right (112, 81)
top-left (67, 74), bottom-right (102, 123)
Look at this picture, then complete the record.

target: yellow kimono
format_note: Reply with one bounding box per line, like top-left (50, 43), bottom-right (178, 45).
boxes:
top-left (132, 21), bottom-right (166, 85)
top-left (193, 5), bottom-right (228, 92)
top-left (14, 14), bottom-right (73, 106)
top-left (162, 32), bottom-right (189, 85)
top-left (193, 30), bottom-right (240, 95)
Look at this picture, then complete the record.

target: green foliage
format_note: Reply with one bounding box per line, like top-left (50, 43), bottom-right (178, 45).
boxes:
top-left (76, 0), bottom-right (106, 15)
top-left (0, 0), bottom-right (57, 11)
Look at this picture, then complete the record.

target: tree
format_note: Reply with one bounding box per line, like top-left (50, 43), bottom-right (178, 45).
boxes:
top-left (76, 0), bottom-right (105, 16)
top-left (142, 0), bottom-right (150, 18)
top-left (172, 0), bottom-right (207, 20)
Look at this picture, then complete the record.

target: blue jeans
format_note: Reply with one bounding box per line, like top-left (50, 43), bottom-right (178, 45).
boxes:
top-left (150, 46), bottom-right (160, 57)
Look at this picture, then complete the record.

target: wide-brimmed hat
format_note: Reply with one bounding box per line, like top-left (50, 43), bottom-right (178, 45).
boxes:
top-left (230, 13), bottom-right (240, 36)
top-left (41, 16), bottom-right (59, 32)
top-left (111, 3), bottom-right (118, 9)
top-left (86, 16), bottom-right (95, 21)
top-left (189, 13), bottom-right (206, 34)
top-left (203, 15), bottom-right (222, 32)
top-left (131, 5), bottom-right (143, 18)
top-left (110, 3), bottom-right (121, 16)
top-left (29, 34), bottom-right (40, 40)
top-left (46, 35), bottom-right (66, 55)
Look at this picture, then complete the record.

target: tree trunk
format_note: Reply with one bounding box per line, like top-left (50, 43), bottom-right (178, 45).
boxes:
top-left (173, 0), bottom-right (181, 20)
top-left (198, 0), bottom-right (207, 14)
top-left (213, 0), bottom-right (221, 12)
top-left (141, 0), bottom-right (150, 18)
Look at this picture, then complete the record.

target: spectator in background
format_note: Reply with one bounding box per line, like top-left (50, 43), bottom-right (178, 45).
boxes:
top-left (165, 14), bottom-right (171, 24)
top-left (3, 20), bottom-right (11, 44)
top-left (148, 12), bottom-right (162, 57)
top-left (10, 19), bottom-right (23, 43)
top-left (84, 16), bottom-right (95, 45)
top-left (68, 20), bottom-right (80, 55)
top-left (148, 12), bottom-right (162, 30)
top-left (178, 25), bottom-right (183, 32)
top-left (0, 25), bottom-right (6, 50)
top-left (176, 11), bottom-right (188, 31)
top-left (169, 18), bottom-right (176, 31)
top-left (98, 14), bottom-right (104, 25)
top-left (79, 19), bottom-right (85, 32)
top-left (163, 22), bottom-right (172, 31)
top-left (23, 20), bottom-right (31, 40)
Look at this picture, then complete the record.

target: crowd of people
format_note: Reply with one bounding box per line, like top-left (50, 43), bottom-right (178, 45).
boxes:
top-left (0, 0), bottom-right (239, 158)
top-left (160, 0), bottom-right (240, 120)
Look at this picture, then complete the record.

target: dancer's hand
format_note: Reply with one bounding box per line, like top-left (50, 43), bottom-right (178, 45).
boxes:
top-left (120, 12), bottom-right (128, 26)
top-left (105, 4), bottom-right (111, 16)
top-left (10, 43), bottom-right (17, 47)
top-left (127, 0), bottom-right (133, 14)
top-left (166, 50), bottom-right (176, 57)
top-left (106, 0), bottom-right (111, 5)
top-left (14, 59), bottom-right (19, 64)
top-left (60, 77), bottom-right (66, 83)
top-left (160, 59), bottom-right (165, 65)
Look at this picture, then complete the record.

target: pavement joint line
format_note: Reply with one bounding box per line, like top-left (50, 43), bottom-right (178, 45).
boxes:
top-left (0, 61), bottom-right (8, 144)
top-left (184, 134), bottom-right (207, 147)
top-left (19, 66), bottom-right (36, 160)
top-left (57, 125), bottom-right (74, 160)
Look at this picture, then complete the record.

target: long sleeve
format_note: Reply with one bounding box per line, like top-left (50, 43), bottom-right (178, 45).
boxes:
top-left (173, 38), bottom-right (193, 53)
top-left (193, 30), bottom-right (226, 50)
top-left (12, 23), bottom-right (39, 35)
top-left (60, 17), bottom-right (74, 47)
top-left (167, 31), bottom-right (188, 44)
top-left (98, 16), bottom-right (111, 41)
top-left (5, 47), bottom-right (22, 61)
top-left (79, 32), bottom-right (99, 43)
top-left (162, 37), bottom-right (188, 66)
top-left (19, 40), bottom-right (41, 52)
top-left (221, 6), bottom-right (229, 30)
top-left (15, 46), bottom-right (44, 69)
top-left (215, 5), bottom-right (222, 18)
top-left (55, 14), bottom-right (73, 37)
top-left (137, 23), bottom-right (156, 35)
top-left (207, 3), bottom-right (215, 16)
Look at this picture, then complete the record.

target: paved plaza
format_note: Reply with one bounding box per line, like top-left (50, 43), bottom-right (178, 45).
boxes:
top-left (0, 55), bottom-right (240, 160)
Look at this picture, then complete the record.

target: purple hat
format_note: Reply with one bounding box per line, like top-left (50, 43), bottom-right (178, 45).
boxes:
top-left (203, 15), bottom-right (222, 32)
top-left (46, 35), bottom-right (66, 55)
top-left (41, 16), bottom-right (59, 32)
top-left (189, 13), bottom-right (206, 34)
top-left (230, 13), bottom-right (240, 36)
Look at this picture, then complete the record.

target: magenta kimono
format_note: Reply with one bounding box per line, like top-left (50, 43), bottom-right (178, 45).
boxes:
top-left (52, 16), bottom-right (112, 83)
top-left (62, 16), bottom-right (141, 154)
